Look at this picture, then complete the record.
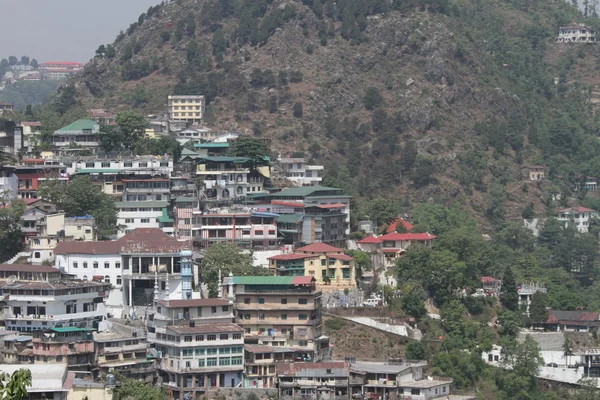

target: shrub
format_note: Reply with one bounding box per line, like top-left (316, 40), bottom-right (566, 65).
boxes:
top-left (325, 317), bottom-right (347, 331)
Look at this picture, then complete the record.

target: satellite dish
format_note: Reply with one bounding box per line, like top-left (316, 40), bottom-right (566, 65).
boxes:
top-left (6, 276), bottom-right (17, 284)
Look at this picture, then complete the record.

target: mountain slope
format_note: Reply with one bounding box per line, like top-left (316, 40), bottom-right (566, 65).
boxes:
top-left (64, 0), bottom-right (599, 227)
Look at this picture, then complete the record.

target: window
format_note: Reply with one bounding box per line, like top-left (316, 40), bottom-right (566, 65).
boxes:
top-left (195, 348), bottom-right (205, 355)
top-left (125, 218), bottom-right (134, 223)
top-left (184, 336), bottom-right (192, 342)
top-left (299, 314), bottom-right (308, 320)
top-left (207, 358), bottom-right (217, 367)
top-left (139, 162), bottom-right (148, 168)
top-left (321, 259), bottom-right (327, 266)
top-left (219, 358), bottom-right (231, 366)
top-left (124, 162), bottom-right (132, 167)
top-left (93, 262), bottom-right (98, 269)
top-left (197, 307), bottom-right (203, 317)
top-left (281, 314), bottom-right (287, 320)
top-left (281, 298), bottom-right (287, 305)
top-left (411, 389), bottom-right (420, 396)
top-left (258, 298), bottom-right (264, 304)
top-left (116, 275), bottom-right (122, 285)
top-left (85, 162), bottom-right (94, 168)
top-left (101, 162), bottom-right (110, 168)
top-left (140, 218), bottom-right (150, 223)
top-left (222, 306), bottom-right (229, 312)
top-left (73, 262), bottom-right (78, 269)
top-left (220, 334), bottom-right (228, 340)
top-left (207, 335), bottom-right (216, 341)
top-left (105, 275), bottom-right (110, 284)
top-left (198, 359), bottom-right (205, 367)
top-left (104, 262), bottom-right (110, 269)
top-left (83, 262), bottom-right (88, 268)
top-left (259, 313), bottom-right (265, 320)
top-left (196, 335), bottom-right (204, 341)
top-left (244, 298), bottom-right (250, 304)
top-left (116, 262), bottom-right (121, 270)
top-left (255, 230), bottom-right (263, 236)
top-left (233, 333), bottom-right (241, 340)
top-left (231, 357), bottom-right (243, 365)
top-left (299, 298), bottom-right (308, 305)
top-left (211, 306), bottom-right (217, 314)
top-left (220, 347), bottom-right (230, 354)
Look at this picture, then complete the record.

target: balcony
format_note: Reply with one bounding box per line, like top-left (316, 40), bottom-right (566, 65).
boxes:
top-left (235, 304), bottom-right (316, 311)
top-left (6, 310), bottom-right (103, 322)
top-left (159, 363), bottom-right (243, 374)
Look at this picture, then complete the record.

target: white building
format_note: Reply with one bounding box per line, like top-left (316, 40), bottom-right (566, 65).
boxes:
top-left (277, 157), bottom-right (324, 187)
top-left (0, 363), bottom-right (71, 400)
top-left (518, 282), bottom-right (547, 317)
top-left (115, 200), bottom-right (171, 237)
top-left (0, 264), bottom-right (110, 332)
top-left (148, 298), bottom-right (244, 399)
top-left (557, 23), bottom-right (596, 43)
top-left (196, 156), bottom-right (264, 200)
top-left (59, 155), bottom-right (173, 176)
top-left (0, 165), bottom-right (17, 202)
top-left (168, 95), bottom-right (206, 125)
top-left (556, 206), bottom-right (599, 233)
top-left (54, 228), bottom-right (197, 318)
top-left (172, 127), bottom-right (214, 145)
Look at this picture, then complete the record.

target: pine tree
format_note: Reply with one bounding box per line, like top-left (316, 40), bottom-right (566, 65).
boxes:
top-left (502, 267), bottom-right (519, 312)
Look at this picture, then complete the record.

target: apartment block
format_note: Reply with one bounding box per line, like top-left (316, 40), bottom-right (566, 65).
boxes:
top-left (168, 95), bottom-right (206, 125)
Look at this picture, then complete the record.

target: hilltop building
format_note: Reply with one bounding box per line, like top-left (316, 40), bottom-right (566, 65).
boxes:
top-left (167, 95), bottom-right (206, 125)
top-left (556, 206), bottom-right (599, 233)
top-left (557, 23), bottom-right (596, 43)
top-left (39, 62), bottom-right (84, 79)
top-left (276, 156), bottom-right (324, 187)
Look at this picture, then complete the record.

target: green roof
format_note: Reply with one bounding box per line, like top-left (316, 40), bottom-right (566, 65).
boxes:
top-left (51, 327), bottom-right (96, 333)
top-left (277, 214), bottom-right (303, 224)
top-left (233, 276), bottom-right (294, 285)
top-left (115, 201), bottom-right (169, 208)
top-left (158, 207), bottom-right (174, 223)
top-left (270, 186), bottom-right (345, 198)
top-left (194, 143), bottom-right (229, 148)
top-left (57, 119), bottom-right (99, 132)
top-left (181, 148), bottom-right (200, 156)
top-left (199, 156), bottom-right (251, 163)
top-left (75, 169), bottom-right (121, 174)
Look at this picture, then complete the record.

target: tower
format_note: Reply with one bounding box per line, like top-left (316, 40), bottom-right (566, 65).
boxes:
top-left (180, 249), bottom-right (193, 300)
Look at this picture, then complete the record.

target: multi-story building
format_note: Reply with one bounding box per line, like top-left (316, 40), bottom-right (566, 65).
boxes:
top-left (244, 344), bottom-right (296, 388)
top-left (39, 62), bottom-right (84, 80)
top-left (94, 322), bottom-right (153, 382)
top-left (193, 142), bottom-right (228, 156)
top-left (30, 213), bottom-right (96, 264)
top-left (115, 200), bottom-right (171, 237)
top-left (172, 127), bottom-right (214, 145)
top-left (557, 23), bottom-right (596, 43)
top-left (0, 333), bottom-right (33, 364)
top-left (87, 109), bottom-right (116, 125)
top-left (148, 297), bottom-right (243, 399)
top-left (224, 275), bottom-right (330, 362)
top-left (180, 210), bottom-right (279, 248)
top-left (32, 327), bottom-right (95, 369)
top-left (196, 156), bottom-right (264, 200)
top-left (20, 200), bottom-right (58, 238)
top-left (54, 228), bottom-right (196, 318)
top-left (518, 282), bottom-right (547, 317)
top-left (13, 163), bottom-right (69, 199)
top-left (60, 155), bottom-right (173, 177)
top-left (277, 157), bottom-right (324, 187)
top-left (556, 206), bottom-right (599, 233)
top-left (0, 264), bottom-right (110, 332)
top-left (168, 95), bottom-right (206, 125)
top-left (0, 363), bottom-right (72, 400)
top-left (0, 165), bottom-right (17, 201)
top-left (376, 232), bottom-right (437, 267)
top-left (250, 186), bottom-right (351, 244)
top-left (277, 362), bottom-right (349, 399)
top-left (269, 243), bottom-right (356, 291)
top-left (52, 119), bottom-right (101, 153)
top-left (349, 361), bottom-right (452, 400)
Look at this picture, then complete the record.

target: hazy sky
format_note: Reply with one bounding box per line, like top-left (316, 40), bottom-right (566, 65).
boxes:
top-left (1, 0), bottom-right (161, 63)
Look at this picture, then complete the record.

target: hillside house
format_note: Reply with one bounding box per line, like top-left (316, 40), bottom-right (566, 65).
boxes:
top-left (51, 119), bottom-right (101, 154)
top-left (544, 310), bottom-right (600, 332)
top-left (277, 362), bottom-right (349, 400)
top-left (377, 232), bottom-right (437, 267)
top-left (557, 23), bottom-right (596, 43)
top-left (556, 206), bottom-right (599, 233)
top-left (481, 276), bottom-right (502, 296)
top-left (269, 243), bottom-right (356, 290)
top-left (277, 157), bottom-right (324, 187)
top-left (523, 165), bottom-right (547, 181)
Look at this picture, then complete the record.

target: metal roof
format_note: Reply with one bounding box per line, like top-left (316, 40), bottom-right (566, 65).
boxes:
top-left (194, 143), bottom-right (229, 148)
top-left (56, 119), bottom-right (99, 133)
top-left (277, 214), bottom-right (303, 224)
top-left (270, 186), bottom-right (344, 198)
top-left (198, 156), bottom-right (250, 163)
top-left (233, 276), bottom-right (295, 285)
top-left (51, 327), bottom-right (96, 333)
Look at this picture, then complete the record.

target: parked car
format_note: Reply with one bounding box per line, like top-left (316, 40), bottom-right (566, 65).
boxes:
top-left (362, 298), bottom-right (382, 307)
top-left (472, 289), bottom-right (486, 298)
top-left (546, 362), bottom-right (558, 368)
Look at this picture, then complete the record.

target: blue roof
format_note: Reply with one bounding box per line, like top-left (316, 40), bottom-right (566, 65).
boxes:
top-left (252, 211), bottom-right (279, 218)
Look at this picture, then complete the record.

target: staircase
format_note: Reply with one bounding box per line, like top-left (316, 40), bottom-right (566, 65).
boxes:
top-left (2, 252), bottom-right (31, 265)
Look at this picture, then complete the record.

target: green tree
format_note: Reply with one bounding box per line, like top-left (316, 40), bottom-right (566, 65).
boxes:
top-left (99, 125), bottom-right (124, 153)
top-left (110, 374), bottom-right (165, 400)
top-left (20, 56), bottom-right (29, 67)
top-left (529, 291), bottom-right (549, 324)
top-left (346, 250), bottom-right (372, 280)
top-left (229, 137), bottom-right (270, 168)
top-left (202, 243), bottom-right (270, 297)
top-left (29, 59), bottom-right (38, 70)
top-left (8, 56), bottom-right (17, 67)
top-left (498, 336), bottom-right (544, 398)
top-left (0, 368), bottom-right (32, 400)
top-left (38, 176), bottom-right (118, 239)
top-left (293, 102), bottom-right (303, 118)
top-left (501, 266), bottom-right (519, 311)
top-left (115, 111), bottom-right (147, 151)
top-left (406, 340), bottom-right (426, 360)
top-left (367, 198), bottom-right (397, 227)
top-left (54, 86), bottom-right (77, 116)
top-left (400, 283), bottom-right (427, 320)
top-left (0, 200), bottom-right (26, 262)
top-left (363, 87), bottom-right (383, 110)
top-left (499, 310), bottom-right (521, 337)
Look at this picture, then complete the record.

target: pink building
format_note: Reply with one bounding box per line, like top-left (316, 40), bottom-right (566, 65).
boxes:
top-left (33, 326), bottom-right (95, 368)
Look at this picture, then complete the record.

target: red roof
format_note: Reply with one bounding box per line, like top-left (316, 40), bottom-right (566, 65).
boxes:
top-left (481, 276), bottom-right (501, 283)
top-left (296, 243), bottom-right (344, 253)
top-left (328, 254), bottom-right (353, 261)
top-left (379, 232), bottom-right (437, 241)
top-left (55, 228), bottom-right (185, 255)
top-left (0, 264), bottom-right (59, 273)
top-left (358, 236), bottom-right (383, 244)
top-left (21, 122), bottom-right (41, 127)
top-left (292, 276), bottom-right (316, 285)
top-left (269, 253), bottom-right (313, 261)
top-left (271, 200), bottom-right (305, 208)
top-left (557, 206), bottom-right (596, 213)
top-left (387, 218), bottom-right (414, 233)
top-left (41, 62), bottom-right (84, 66)
top-left (383, 248), bottom-right (402, 253)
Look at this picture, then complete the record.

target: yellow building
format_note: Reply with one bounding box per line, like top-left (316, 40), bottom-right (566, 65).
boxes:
top-left (167, 95), bottom-right (205, 124)
top-left (268, 243), bottom-right (356, 291)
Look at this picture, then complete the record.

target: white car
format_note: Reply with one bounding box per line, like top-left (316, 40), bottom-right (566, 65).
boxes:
top-left (362, 298), bottom-right (381, 307)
